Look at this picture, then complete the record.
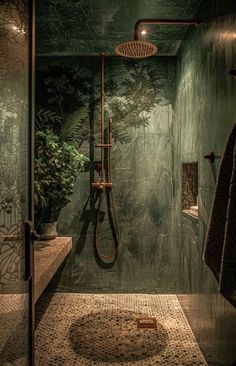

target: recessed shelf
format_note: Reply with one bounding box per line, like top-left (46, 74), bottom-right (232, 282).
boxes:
top-left (182, 162), bottom-right (198, 219)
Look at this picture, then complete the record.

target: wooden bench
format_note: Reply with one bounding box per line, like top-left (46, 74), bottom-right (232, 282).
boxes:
top-left (34, 237), bottom-right (72, 303)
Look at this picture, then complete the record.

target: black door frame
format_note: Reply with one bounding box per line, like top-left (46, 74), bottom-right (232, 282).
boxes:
top-left (28, 0), bottom-right (35, 364)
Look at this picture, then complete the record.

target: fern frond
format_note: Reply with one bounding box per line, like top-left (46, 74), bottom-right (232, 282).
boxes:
top-left (35, 108), bottom-right (62, 131)
top-left (59, 106), bottom-right (89, 145)
top-left (114, 130), bottom-right (132, 144)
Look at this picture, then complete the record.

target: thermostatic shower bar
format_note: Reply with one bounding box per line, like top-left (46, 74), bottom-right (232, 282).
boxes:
top-left (134, 19), bottom-right (201, 40)
top-left (91, 53), bottom-right (120, 266)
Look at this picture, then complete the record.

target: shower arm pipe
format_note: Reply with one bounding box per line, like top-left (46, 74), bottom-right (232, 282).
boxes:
top-left (134, 19), bottom-right (200, 40)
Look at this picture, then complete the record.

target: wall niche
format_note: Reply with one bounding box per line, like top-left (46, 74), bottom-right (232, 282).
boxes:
top-left (182, 162), bottom-right (198, 219)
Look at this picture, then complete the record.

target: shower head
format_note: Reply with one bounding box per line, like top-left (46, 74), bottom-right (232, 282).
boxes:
top-left (115, 18), bottom-right (200, 59)
top-left (115, 40), bottom-right (158, 58)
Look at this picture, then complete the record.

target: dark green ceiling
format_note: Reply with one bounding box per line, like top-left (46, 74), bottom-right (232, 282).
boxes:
top-left (36, 0), bottom-right (202, 56)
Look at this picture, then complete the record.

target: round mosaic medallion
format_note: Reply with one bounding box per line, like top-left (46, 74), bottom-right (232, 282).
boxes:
top-left (69, 309), bottom-right (168, 362)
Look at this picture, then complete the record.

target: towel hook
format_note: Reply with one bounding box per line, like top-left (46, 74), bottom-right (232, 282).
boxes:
top-left (204, 150), bottom-right (216, 163)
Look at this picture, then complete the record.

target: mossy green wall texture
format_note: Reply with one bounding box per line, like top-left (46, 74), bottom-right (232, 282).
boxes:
top-left (36, 56), bottom-right (177, 293)
top-left (36, 0), bottom-right (201, 56)
top-left (36, 2), bottom-right (236, 362)
top-left (174, 2), bottom-right (236, 364)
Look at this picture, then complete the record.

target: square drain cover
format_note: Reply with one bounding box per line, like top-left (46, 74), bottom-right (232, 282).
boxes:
top-left (137, 317), bottom-right (157, 329)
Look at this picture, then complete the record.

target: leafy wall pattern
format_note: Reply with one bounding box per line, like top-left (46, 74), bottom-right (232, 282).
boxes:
top-left (36, 0), bottom-right (202, 55)
top-left (36, 58), bottom-right (168, 147)
top-left (0, 0), bottom-right (29, 293)
top-left (36, 56), bottom-right (176, 292)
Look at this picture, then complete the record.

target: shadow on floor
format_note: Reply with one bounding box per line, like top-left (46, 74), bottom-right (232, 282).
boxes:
top-left (69, 309), bottom-right (168, 363)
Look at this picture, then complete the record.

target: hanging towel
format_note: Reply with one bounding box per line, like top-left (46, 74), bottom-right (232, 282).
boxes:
top-left (204, 123), bottom-right (236, 308)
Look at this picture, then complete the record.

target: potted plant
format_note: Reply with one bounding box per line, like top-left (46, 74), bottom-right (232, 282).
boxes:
top-left (34, 109), bottom-right (89, 238)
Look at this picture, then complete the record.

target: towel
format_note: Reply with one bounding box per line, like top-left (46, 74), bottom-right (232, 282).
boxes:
top-left (204, 123), bottom-right (236, 308)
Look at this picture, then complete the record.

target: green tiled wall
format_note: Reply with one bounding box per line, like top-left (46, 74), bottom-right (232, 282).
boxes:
top-left (175, 2), bottom-right (236, 364)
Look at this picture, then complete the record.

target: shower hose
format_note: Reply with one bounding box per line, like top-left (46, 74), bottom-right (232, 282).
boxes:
top-left (92, 53), bottom-right (120, 265)
top-left (93, 133), bottom-right (120, 265)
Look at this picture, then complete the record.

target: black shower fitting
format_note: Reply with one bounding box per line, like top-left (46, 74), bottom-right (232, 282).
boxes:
top-left (203, 151), bottom-right (217, 163)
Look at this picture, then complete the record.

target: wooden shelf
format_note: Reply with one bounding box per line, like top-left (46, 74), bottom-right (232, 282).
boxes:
top-left (34, 236), bottom-right (72, 303)
top-left (182, 209), bottom-right (198, 220)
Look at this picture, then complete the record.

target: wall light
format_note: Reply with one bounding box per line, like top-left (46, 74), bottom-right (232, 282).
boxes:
top-left (12, 24), bottom-right (26, 34)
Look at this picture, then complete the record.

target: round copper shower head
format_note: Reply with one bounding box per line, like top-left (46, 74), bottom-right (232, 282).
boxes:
top-left (115, 40), bottom-right (158, 59)
top-left (115, 18), bottom-right (200, 59)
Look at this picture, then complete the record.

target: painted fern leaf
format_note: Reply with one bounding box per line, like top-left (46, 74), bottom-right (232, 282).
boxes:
top-left (59, 106), bottom-right (89, 146)
top-left (35, 108), bottom-right (62, 131)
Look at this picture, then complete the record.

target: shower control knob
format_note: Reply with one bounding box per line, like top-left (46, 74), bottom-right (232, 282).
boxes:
top-left (98, 183), bottom-right (105, 191)
top-left (92, 182), bottom-right (113, 191)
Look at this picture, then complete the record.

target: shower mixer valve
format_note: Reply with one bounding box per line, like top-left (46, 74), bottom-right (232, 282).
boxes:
top-left (92, 181), bottom-right (113, 191)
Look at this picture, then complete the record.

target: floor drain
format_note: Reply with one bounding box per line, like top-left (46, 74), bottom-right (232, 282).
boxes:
top-left (137, 317), bottom-right (157, 329)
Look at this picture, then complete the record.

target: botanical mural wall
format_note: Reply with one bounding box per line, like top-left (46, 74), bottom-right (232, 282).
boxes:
top-left (0, 1), bottom-right (31, 364)
top-left (36, 56), bottom-right (176, 292)
top-left (35, 0), bottom-right (236, 364)
top-left (0, 0), bottom-right (29, 294)
top-left (36, 0), bottom-right (201, 56)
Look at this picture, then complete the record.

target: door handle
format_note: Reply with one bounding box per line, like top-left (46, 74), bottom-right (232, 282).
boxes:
top-left (25, 221), bottom-right (34, 281)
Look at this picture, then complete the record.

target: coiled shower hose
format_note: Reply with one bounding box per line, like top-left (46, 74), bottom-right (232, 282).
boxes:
top-left (94, 136), bottom-right (120, 263)
top-left (92, 53), bottom-right (120, 265)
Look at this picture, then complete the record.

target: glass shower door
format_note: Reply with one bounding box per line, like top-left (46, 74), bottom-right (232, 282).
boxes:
top-left (0, 1), bottom-right (34, 365)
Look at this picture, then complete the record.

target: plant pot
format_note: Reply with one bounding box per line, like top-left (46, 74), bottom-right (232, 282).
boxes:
top-left (39, 222), bottom-right (58, 240)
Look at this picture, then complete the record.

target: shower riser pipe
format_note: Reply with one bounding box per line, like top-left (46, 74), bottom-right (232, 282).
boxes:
top-left (100, 52), bottom-right (105, 182)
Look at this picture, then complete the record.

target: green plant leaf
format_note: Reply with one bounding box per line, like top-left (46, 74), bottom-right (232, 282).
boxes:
top-left (35, 108), bottom-right (62, 131)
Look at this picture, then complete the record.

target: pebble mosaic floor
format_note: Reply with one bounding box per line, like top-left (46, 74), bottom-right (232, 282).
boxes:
top-left (35, 294), bottom-right (207, 366)
top-left (0, 295), bottom-right (28, 365)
